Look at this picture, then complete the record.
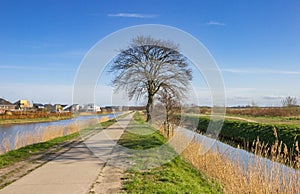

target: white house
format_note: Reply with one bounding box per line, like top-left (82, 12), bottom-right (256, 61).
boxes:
top-left (81, 103), bottom-right (101, 112)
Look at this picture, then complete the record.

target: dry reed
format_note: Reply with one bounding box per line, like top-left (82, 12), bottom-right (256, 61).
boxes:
top-left (0, 118), bottom-right (100, 154)
top-left (158, 126), bottom-right (300, 194)
top-left (183, 140), bottom-right (300, 193)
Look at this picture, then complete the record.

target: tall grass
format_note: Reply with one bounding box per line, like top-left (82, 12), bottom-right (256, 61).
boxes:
top-left (182, 140), bottom-right (299, 193)
top-left (0, 111), bottom-right (72, 120)
top-left (0, 118), bottom-right (100, 154)
top-left (248, 128), bottom-right (300, 169)
top-left (159, 127), bottom-right (300, 193)
top-left (180, 115), bottom-right (300, 166)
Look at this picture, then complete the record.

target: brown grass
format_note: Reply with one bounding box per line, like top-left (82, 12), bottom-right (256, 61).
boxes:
top-left (0, 118), bottom-right (100, 154)
top-left (183, 106), bottom-right (300, 117)
top-left (0, 111), bottom-right (72, 120)
top-left (99, 116), bottom-right (109, 123)
top-left (182, 140), bottom-right (300, 193)
top-left (226, 107), bottom-right (300, 117)
top-left (158, 126), bottom-right (300, 194)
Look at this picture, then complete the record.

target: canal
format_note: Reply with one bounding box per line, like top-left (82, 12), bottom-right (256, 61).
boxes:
top-left (0, 113), bottom-right (122, 153)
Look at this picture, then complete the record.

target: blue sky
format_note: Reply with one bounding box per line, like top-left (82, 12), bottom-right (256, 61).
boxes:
top-left (0, 0), bottom-right (299, 106)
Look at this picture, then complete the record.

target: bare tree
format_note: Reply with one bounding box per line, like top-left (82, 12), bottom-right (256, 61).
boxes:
top-left (157, 87), bottom-right (182, 138)
top-left (281, 96), bottom-right (298, 107)
top-left (110, 36), bottom-right (192, 122)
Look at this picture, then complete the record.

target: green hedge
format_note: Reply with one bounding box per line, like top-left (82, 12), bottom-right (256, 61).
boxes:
top-left (183, 115), bottom-right (300, 150)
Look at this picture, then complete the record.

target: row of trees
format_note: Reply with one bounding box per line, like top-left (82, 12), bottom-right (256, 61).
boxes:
top-left (248, 96), bottom-right (298, 108)
top-left (281, 96), bottom-right (298, 107)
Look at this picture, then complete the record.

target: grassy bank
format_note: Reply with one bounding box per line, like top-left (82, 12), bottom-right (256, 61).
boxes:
top-left (182, 114), bottom-right (300, 169)
top-left (161, 113), bottom-right (299, 193)
top-left (184, 115), bottom-right (299, 149)
top-left (0, 115), bottom-right (74, 125)
top-left (0, 118), bottom-right (117, 169)
top-left (119, 112), bottom-right (223, 193)
top-left (0, 111), bottom-right (122, 125)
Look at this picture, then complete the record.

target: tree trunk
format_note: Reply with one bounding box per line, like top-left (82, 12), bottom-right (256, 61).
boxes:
top-left (165, 106), bottom-right (169, 137)
top-left (146, 94), bottom-right (154, 122)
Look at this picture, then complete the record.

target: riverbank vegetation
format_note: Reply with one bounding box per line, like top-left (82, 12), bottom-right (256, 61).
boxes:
top-left (0, 111), bottom-right (73, 125)
top-left (0, 110), bottom-right (118, 125)
top-left (160, 114), bottom-right (300, 193)
top-left (0, 118), bottom-right (98, 154)
top-left (0, 118), bottom-right (118, 189)
top-left (120, 112), bottom-right (222, 193)
top-left (182, 114), bottom-right (300, 168)
top-left (181, 138), bottom-right (300, 193)
top-left (0, 118), bottom-right (117, 169)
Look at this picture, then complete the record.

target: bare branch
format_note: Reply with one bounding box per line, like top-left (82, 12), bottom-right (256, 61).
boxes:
top-left (110, 36), bottom-right (192, 122)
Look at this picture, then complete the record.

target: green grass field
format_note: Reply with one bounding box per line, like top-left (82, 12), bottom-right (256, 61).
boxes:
top-left (225, 114), bottom-right (300, 125)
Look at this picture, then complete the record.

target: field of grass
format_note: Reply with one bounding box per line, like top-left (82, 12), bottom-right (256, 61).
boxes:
top-left (226, 107), bottom-right (300, 117)
top-left (225, 114), bottom-right (300, 125)
top-left (184, 106), bottom-right (300, 117)
top-left (119, 112), bottom-right (223, 193)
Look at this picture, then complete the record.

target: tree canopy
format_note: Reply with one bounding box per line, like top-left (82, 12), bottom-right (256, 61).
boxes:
top-left (110, 36), bottom-right (192, 122)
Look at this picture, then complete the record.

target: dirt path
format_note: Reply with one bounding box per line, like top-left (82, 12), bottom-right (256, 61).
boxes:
top-left (224, 116), bottom-right (257, 123)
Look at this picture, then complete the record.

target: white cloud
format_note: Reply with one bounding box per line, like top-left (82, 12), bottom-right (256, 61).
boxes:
top-left (206, 21), bottom-right (226, 26)
top-left (233, 96), bottom-right (252, 100)
top-left (107, 13), bottom-right (157, 18)
top-left (262, 95), bottom-right (285, 100)
top-left (276, 70), bottom-right (300, 75)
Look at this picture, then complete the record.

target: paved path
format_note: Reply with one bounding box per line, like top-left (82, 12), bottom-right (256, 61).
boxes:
top-left (0, 113), bottom-right (134, 194)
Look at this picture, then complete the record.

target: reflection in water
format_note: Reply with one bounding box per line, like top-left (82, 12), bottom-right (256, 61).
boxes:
top-left (0, 113), bottom-right (121, 153)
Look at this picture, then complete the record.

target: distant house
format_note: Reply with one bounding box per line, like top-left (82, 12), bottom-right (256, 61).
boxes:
top-left (63, 104), bottom-right (80, 112)
top-left (44, 104), bottom-right (53, 112)
top-left (81, 103), bottom-right (101, 112)
top-left (61, 104), bottom-right (68, 109)
top-left (49, 104), bottom-right (68, 112)
top-left (33, 103), bottom-right (45, 110)
top-left (0, 98), bottom-right (15, 113)
top-left (104, 106), bottom-right (121, 112)
top-left (14, 100), bottom-right (31, 110)
top-left (54, 104), bottom-right (63, 112)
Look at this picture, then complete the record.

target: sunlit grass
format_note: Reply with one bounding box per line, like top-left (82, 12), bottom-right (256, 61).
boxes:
top-left (182, 139), bottom-right (300, 194)
top-left (120, 112), bottom-right (222, 193)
